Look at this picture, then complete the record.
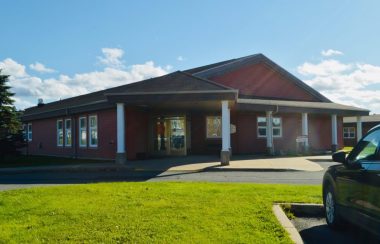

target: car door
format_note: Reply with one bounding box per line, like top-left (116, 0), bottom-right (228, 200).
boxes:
top-left (339, 128), bottom-right (380, 226)
top-left (364, 155), bottom-right (380, 231)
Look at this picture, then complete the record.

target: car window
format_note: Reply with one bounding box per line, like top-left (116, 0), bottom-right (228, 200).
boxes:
top-left (348, 129), bottom-right (380, 162)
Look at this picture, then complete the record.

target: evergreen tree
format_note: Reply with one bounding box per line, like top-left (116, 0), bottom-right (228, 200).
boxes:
top-left (0, 70), bottom-right (24, 156)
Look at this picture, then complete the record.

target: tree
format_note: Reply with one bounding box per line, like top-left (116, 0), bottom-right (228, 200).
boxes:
top-left (0, 70), bottom-right (24, 157)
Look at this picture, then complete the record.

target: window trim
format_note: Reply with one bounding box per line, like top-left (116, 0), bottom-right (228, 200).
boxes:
top-left (206, 116), bottom-right (222, 139)
top-left (257, 116), bottom-right (282, 138)
top-left (65, 119), bottom-right (72, 147)
top-left (79, 116), bottom-right (87, 148)
top-left (57, 119), bottom-right (64, 147)
top-left (27, 123), bottom-right (32, 141)
top-left (343, 127), bottom-right (356, 139)
top-left (257, 117), bottom-right (267, 138)
top-left (89, 115), bottom-right (98, 148)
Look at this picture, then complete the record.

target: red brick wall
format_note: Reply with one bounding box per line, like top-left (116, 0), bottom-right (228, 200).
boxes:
top-left (189, 111), bottom-right (336, 155)
top-left (234, 112), bottom-right (302, 154)
top-left (343, 121), bottom-right (380, 147)
top-left (26, 108), bottom-right (117, 160)
top-left (209, 62), bottom-right (320, 102)
top-left (125, 108), bottom-right (149, 160)
top-left (308, 114), bottom-right (343, 151)
top-left (191, 113), bottom-right (221, 155)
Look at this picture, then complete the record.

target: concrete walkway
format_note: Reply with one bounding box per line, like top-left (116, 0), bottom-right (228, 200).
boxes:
top-left (0, 155), bottom-right (328, 173)
top-left (166, 155), bottom-right (325, 172)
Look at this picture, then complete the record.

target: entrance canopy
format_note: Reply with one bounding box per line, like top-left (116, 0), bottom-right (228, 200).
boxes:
top-left (104, 71), bottom-right (237, 111)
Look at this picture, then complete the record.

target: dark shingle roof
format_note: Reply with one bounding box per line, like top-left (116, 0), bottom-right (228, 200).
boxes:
top-left (23, 71), bottom-right (234, 116)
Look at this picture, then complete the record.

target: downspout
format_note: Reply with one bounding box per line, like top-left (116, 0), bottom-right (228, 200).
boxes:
top-left (73, 115), bottom-right (78, 159)
top-left (66, 108), bottom-right (77, 159)
top-left (271, 105), bottom-right (279, 154)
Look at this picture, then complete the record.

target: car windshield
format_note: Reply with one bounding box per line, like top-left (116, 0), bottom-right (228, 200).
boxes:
top-left (349, 129), bottom-right (380, 161)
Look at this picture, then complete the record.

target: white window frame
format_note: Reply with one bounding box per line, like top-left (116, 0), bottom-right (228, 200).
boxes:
top-left (257, 117), bottom-right (267, 138)
top-left (206, 116), bottom-right (222, 139)
top-left (89, 115), bottom-right (98, 147)
top-left (57, 120), bottom-right (63, 147)
top-left (257, 117), bottom-right (282, 138)
top-left (65, 119), bottom-right (72, 147)
top-left (79, 117), bottom-right (87, 147)
top-left (343, 127), bottom-right (355, 139)
top-left (27, 123), bottom-right (32, 141)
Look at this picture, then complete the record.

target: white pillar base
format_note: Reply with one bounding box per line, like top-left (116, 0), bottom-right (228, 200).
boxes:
top-left (220, 150), bottom-right (230, 166)
top-left (116, 152), bottom-right (126, 164)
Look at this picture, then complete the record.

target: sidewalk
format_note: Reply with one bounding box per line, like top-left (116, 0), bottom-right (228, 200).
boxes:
top-left (0, 155), bottom-right (327, 173)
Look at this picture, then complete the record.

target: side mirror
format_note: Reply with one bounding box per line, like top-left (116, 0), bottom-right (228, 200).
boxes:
top-left (332, 151), bottom-right (346, 164)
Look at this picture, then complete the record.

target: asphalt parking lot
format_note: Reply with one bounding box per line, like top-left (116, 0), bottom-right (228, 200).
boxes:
top-left (292, 215), bottom-right (380, 243)
top-left (0, 158), bottom-right (337, 192)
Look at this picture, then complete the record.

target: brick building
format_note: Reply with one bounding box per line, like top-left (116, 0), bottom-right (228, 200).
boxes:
top-left (22, 54), bottom-right (369, 164)
top-left (343, 115), bottom-right (380, 147)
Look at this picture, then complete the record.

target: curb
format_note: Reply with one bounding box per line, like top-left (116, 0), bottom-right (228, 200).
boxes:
top-left (273, 204), bottom-right (304, 244)
top-left (0, 166), bottom-right (308, 174)
top-left (288, 203), bottom-right (324, 217)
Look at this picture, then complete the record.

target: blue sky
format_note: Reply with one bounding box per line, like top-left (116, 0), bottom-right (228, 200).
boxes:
top-left (1, 0), bottom-right (380, 112)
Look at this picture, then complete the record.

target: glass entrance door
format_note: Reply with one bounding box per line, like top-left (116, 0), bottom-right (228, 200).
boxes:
top-left (169, 118), bottom-right (186, 156)
top-left (154, 116), bottom-right (186, 156)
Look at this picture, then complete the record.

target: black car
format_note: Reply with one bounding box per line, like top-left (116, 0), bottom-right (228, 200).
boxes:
top-left (323, 125), bottom-right (380, 236)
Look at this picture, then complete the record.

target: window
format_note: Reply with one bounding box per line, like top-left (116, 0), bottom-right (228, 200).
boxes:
top-left (89, 115), bottom-right (98, 147)
top-left (22, 124), bottom-right (27, 141)
top-left (206, 116), bottom-right (222, 138)
top-left (257, 117), bottom-right (282, 138)
top-left (79, 117), bottom-right (87, 147)
top-left (348, 129), bottom-right (380, 162)
top-left (257, 117), bottom-right (267, 137)
top-left (57, 120), bottom-right (63, 146)
top-left (343, 127), bottom-right (355, 139)
top-left (65, 119), bottom-right (72, 147)
top-left (27, 123), bottom-right (32, 141)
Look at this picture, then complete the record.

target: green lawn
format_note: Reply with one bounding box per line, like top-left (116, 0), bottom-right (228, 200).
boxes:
top-left (0, 155), bottom-right (112, 168)
top-left (0, 182), bottom-right (322, 243)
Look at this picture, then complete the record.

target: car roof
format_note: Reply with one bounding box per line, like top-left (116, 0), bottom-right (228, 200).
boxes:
top-left (367, 124), bottom-right (380, 134)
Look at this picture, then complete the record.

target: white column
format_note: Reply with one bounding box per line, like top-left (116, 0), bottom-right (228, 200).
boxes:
top-left (221, 100), bottom-right (230, 165)
top-left (227, 107), bottom-right (231, 150)
top-left (356, 116), bottom-right (362, 142)
top-left (221, 101), bottom-right (230, 151)
top-left (116, 103), bottom-right (126, 164)
top-left (302, 113), bottom-right (309, 148)
top-left (266, 111), bottom-right (274, 155)
top-left (331, 114), bottom-right (338, 151)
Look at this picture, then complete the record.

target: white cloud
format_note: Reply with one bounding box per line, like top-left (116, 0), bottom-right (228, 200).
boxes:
top-left (321, 49), bottom-right (344, 57)
top-left (298, 58), bottom-right (380, 114)
top-left (0, 49), bottom-right (171, 109)
top-left (29, 62), bottom-right (56, 73)
top-left (297, 59), bottom-right (352, 76)
top-left (177, 56), bottom-right (185, 61)
top-left (97, 48), bottom-right (125, 69)
top-left (0, 58), bottom-right (27, 77)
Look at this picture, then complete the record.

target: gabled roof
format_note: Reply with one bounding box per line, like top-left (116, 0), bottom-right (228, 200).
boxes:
top-left (191, 53), bottom-right (331, 103)
top-left (22, 53), bottom-right (369, 121)
top-left (23, 71), bottom-right (236, 119)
